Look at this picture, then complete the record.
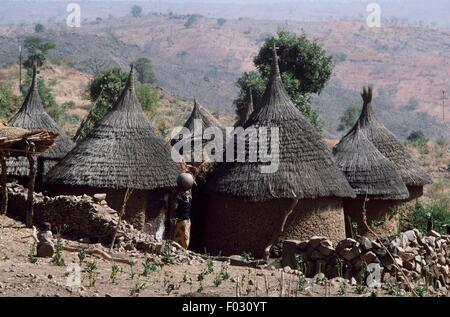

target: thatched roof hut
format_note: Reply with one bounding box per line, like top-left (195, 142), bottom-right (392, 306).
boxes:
top-left (212, 50), bottom-right (354, 202)
top-left (7, 66), bottom-right (75, 178)
top-left (354, 86), bottom-right (432, 187)
top-left (333, 121), bottom-right (409, 200)
top-left (199, 48), bottom-right (355, 257)
top-left (183, 99), bottom-right (223, 132)
top-left (45, 66), bottom-right (180, 229)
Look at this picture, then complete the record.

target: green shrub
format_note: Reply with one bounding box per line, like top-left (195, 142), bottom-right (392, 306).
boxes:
top-left (408, 201), bottom-right (450, 235)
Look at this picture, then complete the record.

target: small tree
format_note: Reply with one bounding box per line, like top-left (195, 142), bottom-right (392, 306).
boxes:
top-left (0, 82), bottom-right (14, 118)
top-left (407, 130), bottom-right (428, 145)
top-left (184, 15), bottom-right (198, 28)
top-left (134, 58), bottom-right (156, 84)
top-left (131, 5), bottom-right (143, 18)
top-left (23, 36), bottom-right (56, 67)
top-left (34, 23), bottom-right (45, 33)
top-left (217, 18), bottom-right (226, 27)
top-left (337, 105), bottom-right (361, 131)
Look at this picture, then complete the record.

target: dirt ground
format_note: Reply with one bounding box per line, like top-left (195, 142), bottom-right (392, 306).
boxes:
top-left (0, 215), bottom-right (418, 298)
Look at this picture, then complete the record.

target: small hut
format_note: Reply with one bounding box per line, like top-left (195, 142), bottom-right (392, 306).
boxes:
top-left (171, 99), bottom-right (224, 163)
top-left (0, 122), bottom-right (58, 226)
top-left (201, 48), bottom-right (355, 257)
top-left (333, 104), bottom-right (409, 236)
top-left (351, 87), bottom-right (432, 200)
top-left (45, 66), bottom-right (181, 230)
top-left (7, 66), bottom-right (75, 186)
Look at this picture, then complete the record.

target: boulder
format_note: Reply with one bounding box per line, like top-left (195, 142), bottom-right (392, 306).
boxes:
top-left (282, 240), bottom-right (300, 269)
top-left (309, 236), bottom-right (327, 249)
top-left (429, 230), bottom-right (441, 238)
top-left (298, 240), bottom-right (308, 251)
top-left (336, 238), bottom-right (357, 252)
top-left (360, 251), bottom-right (377, 263)
top-left (359, 237), bottom-right (373, 252)
top-left (317, 244), bottom-right (334, 257)
top-left (339, 247), bottom-right (357, 262)
top-left (311, 250), bottom-right (325, 261)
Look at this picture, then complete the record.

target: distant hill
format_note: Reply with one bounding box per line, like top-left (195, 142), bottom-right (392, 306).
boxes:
top-left (0, 14), bottom-right (448, 139)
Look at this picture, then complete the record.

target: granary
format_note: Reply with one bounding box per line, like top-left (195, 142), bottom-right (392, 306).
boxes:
top-left (0, 121), bottom-right (58, 225)
top-left (7, 66), bottom-right (75, 186)
top-left (350, 87), bottom-right (432, 199)
top-left (171, 99), bottom-right (224, 163)
top-left (200, 48), bottom-right (355, 257)
top-left (333, 91), bottom-right (410, 236)
top-left (44, 66), bottom-right (181, 230)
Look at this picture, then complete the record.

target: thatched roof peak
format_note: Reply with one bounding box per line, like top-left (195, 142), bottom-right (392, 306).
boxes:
top-left (7, 65), bottom-right (75, 177)
top-left (45, 66), bottom-right (180, 191)
top-left (235, 89), bottom-right (254, 127)
top-left (183, 99), bottom-right (223, 132)
top-left (211, 49), bottom-right (355, 201)
top-left (333, 124), bottom-right (409, 200)
top-left (351, 86), bottom-right (432, 187)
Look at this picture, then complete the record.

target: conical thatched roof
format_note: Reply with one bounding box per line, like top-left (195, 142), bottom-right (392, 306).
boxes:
top-left (211, 48), bottom-right (355, 202)
top-left (235, 90), bottom-right (254, 127)
top-left (45, 66), bottom-right (180, 190)
top-left (7, 66), bottom-right (75, 176)
top-left (183, 99), bottom-right (224, 132)
top-left (333, 122), bottom-right (409, 199)
top-left (354, 87), bottom-right (432, 187)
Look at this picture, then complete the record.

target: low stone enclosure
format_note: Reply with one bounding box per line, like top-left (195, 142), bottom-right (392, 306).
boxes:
top-left (4, 183), bottom-right (194, 260)
top-left (282, 231), bottom-right (450, 291)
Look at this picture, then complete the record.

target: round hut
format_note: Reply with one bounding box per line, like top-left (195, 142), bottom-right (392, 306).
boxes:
top-left (202, 48), bottom-right (355, 257)
top-left (44, 66), bottom-right (181, 230)
top-left (333, 104), bottom-right (409, 236)
top-left (170, 99), bottom-right (224, 163)
top-left (7, 66), bottom-right (75, 186)
top-left (351, 86), bottom-right (432, 201)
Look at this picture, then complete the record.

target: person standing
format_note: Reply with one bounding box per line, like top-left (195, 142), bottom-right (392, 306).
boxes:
top-left (172, 173), bottom-right (195, 249)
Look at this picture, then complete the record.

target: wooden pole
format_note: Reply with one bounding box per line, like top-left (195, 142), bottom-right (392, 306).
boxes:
top-left (0, 152), bottom-right (7, 215)
top-left (110, 188), bottom-right (134, 252)
top-left (264, 198), bottom-right (299, 262)
top-left (26, 141), bottom-right (36, 228)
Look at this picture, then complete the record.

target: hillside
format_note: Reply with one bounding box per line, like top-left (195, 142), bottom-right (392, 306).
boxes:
top-left (0, 14), bottom-right (449, 139)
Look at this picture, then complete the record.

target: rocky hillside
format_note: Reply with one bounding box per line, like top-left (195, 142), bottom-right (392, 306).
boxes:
top-left (0, 14), bottom-right (449, 138)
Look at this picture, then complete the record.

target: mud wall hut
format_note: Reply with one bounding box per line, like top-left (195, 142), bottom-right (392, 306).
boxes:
top-left (353, 86), bottom-right (432, 198)
top-left (333, 91), bottom-right (410, 236)
top-left (44, 67), bottom-right (181, 231)
top-left (7, 66), bottom-right (75, 187)
top-left (200, 48), bottom-right (355, 257)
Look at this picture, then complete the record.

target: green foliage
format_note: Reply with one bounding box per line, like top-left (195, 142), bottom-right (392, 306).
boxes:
top-left (407, 130), bottom-right (428, 146)
top-left (141, 258), bottom-right (161, 277)
top-left (130, 282), bottom-right (147, 297)
top-left (184, 15), bottom-right (198, 28)
top-left (338, 105), bottom-right (361, 131)
top-left (34, 23), bottom-right (45, 33)
top-left (415, 286), bottom-right (426, 297)
top-left (78, 247), bottom-right (86, 265)
top-left (338, 281), bottom-right (348, 295)
top-left (0, 82), bottom-right (14, 118)
top-left (240, 251), bottom-right (254, 262)
top-left (134, 57), bottom-right (156, 84)
top-left (131, 5), bottom-right (143, 18)
top-left (162, 241), bottom-right (175, 265)
top-left (23, 36), bottom-right (56, 67)
top-left (234, 29), bottom-right (332, 131)
top-left (76, 67), bottom-right (160, 142)
top-left (408, 201), bottom-right (450, 235)
top-left (234, 71), bottom-right (266, 122)
top-left (85, 260), bottom-right (98, 287)
top-left (217, 18), bottom-right (227, 26)
top-left (354, 284), bottom-right (368, 294)
top-left (52, 239), bottom-right (65, 267)
top-left (111, 264), bottom-right (120, 284)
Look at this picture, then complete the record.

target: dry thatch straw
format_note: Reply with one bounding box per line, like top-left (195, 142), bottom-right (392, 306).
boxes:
top-left (354, 86), bottom-right (432, 187)
top-left (333, 124), bottom-right (409, 199)
top-left (0, 125), bottom-right (58, 156)
top-left (6, 65), bottom-right (75, 176)
top-left (183, 98), bottom-right (224, 132)
top-left (44, 66), bottom-right (180, 191)
top-left (210, 47), bottom-right (355, 201)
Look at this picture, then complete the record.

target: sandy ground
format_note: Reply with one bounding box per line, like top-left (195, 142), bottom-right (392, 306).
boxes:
top-left (0, 215), bottom-right (411, 298)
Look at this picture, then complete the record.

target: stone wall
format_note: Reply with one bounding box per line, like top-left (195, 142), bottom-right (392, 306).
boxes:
top-left (282, 230), bottom-right (450, 290)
